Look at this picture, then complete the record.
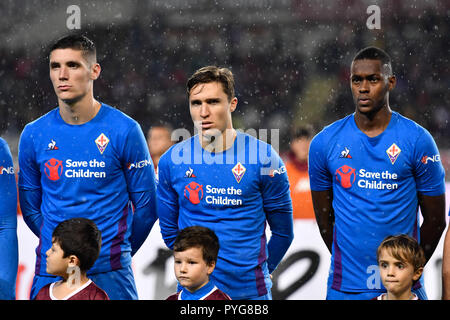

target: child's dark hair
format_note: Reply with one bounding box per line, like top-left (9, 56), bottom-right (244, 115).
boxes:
top-left (173, 226), bottom-right (219, 265)
top-left (377, 234), bottom-right (425, 272)
top-left (52, 218), bottom-right (102, 272)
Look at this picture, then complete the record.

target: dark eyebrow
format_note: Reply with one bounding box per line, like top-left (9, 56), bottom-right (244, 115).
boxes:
top-left (50, 60), bottom-right (81, 67)
top-left (351, 74), bottom-right (381, 80)
top-left (190, 97), bottom-right (221, 104)
top-left (66, 60), bottom-right (81, 67)
top-left (190, 99), bottom-right (202, 104)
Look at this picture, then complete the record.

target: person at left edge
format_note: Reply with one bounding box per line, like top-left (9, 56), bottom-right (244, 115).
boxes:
top-left (0, 138), bottom-right (18, 300)
top-left (18, 34), bottom-right (157, 300)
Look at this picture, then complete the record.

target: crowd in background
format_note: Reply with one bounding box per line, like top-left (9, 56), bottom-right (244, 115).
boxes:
top-left (0, 1), bottom-right (448, 176)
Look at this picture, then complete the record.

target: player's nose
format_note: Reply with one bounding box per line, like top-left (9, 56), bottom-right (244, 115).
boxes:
top-left (359, 79), bottom-right (370, 93)
top-left (200, 103), bottom-right (210, 117)
top-left (59, 66), bottom-right (69, 80)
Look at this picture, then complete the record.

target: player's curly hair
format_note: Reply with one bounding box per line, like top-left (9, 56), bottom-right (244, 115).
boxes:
top-left (352, 46), bottom-right (393, 76)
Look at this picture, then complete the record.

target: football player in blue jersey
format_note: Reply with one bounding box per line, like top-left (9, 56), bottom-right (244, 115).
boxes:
top-left (18, 34), bottom-right (157, 300)
top-left (157, 66), bottom-right (294, 300)
top-left (0, 138), bottom-right (18, 300)
top-left (309, 47), bottom-right (446, 300)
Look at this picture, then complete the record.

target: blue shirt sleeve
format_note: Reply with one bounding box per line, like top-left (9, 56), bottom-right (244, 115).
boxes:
top-left (121, 122), bottom-right (158, 254)
top-left (129, 190), bottom-right (157, 256)
top-left (260, 144), bottom-right (294, 274)
top-left (18, 125), bottom-right (41, 190)
top-left (412, 129), bottom-right (446, 196)
top-left (18, 125), bottom-right (43, 237)
top-left (0, 138), bottom-right (18, 300)
top-left (18, 188), bottom-right (42, 237)
top-left (156, 150), bottom-right (179, 250)
top-left (121, 122), bottom-right (157, 193)
top-left (308, 132), bottom-right (333, 191)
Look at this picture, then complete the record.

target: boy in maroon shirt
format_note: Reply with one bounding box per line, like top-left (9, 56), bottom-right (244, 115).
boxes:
top-left (35, 218), bottom-right (109, 300)
top-left (167, 226), bottom-right (231, 300)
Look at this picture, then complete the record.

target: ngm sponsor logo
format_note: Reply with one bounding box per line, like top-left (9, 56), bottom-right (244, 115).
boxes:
top-left (421, 154), bottom-right (440, 164)
top-left (184, 182), bottom-right (243, 206)
top-left (44, 158), bottom-right (107, 181)
top-left (269, 165), bottom-right (286, 177)
top-left (0, 166), bottom-right (14, 175)
top-left (127, 159), bottom-right (152, 170)
top-left (335, 165), bottom-right (398, 190)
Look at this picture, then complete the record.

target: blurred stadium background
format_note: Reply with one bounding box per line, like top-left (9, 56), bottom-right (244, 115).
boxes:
top-left (1, 0), bottom-right (449, 299)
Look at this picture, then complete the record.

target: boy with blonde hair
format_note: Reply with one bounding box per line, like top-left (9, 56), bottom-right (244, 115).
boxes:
top-left (375, 234), bottom-right (425, 300)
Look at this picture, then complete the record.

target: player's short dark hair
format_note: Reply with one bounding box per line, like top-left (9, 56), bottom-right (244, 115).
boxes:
top-left (173, 226), bottom-right (219, 266)
top-left (52, 218), bottom-right (102, 272)
top-left (187, 66), bottom-right (235, 102)
top-left (50, 34), bottom-right (97, 63)
top-left (352, 46), bottom-right (392, 75)
top-left (377, 234), bottom-right (425, 272)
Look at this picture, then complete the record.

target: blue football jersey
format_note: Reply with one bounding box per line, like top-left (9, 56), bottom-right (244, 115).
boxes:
top-left (157, 131), bottom-right (293, 300)
top-left (18, 103), bottom-right (156, 276)
top-left (309, 111), bottom-right (445, 292)
top-left (0, 138), bottom-right (18, 299)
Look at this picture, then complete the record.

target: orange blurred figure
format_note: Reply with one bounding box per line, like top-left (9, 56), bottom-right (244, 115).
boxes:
top-left (284, 127), bottom-right (315, 219)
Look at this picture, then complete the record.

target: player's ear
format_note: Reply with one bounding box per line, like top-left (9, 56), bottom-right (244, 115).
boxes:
top-left (387, 74), bottom-right (396, 91)
top-left (90, 63), bottom-right (101, 81)
top-left (229, 97), bottom-right (237, 113)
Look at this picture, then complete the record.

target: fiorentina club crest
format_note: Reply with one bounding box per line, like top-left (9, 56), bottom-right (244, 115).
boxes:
top-left (232, 162), bottom-right (246, 183)
top-left (95, 133), bottom-right (110, 154)
top-left (386, 143), bottom-right (401, 164)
